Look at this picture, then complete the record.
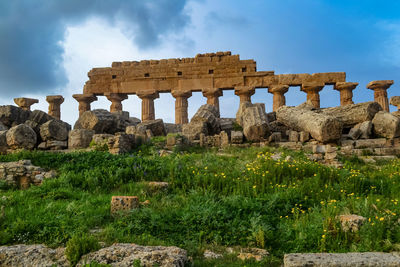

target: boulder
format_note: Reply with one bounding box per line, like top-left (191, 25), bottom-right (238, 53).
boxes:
top-left (108, 133), bottom-right (135, 154)
top-left (191, 104), bottom-right (220, 135)
top-left (218, 118), bottom-right (235, 136)
top-left (136, 119), bottom-right (166, 136)
top-left (0, 131), bottom-right (8, 153)
top-left (268, 132), bottom-right (282, 143)
top-left (40, 120), bottom-right (70, 141)
top-left (355, 121), bottom-right (372, 139)
top-left (0, 105), bottom-right (31, 127)
top-left (0, 122), bottom-right (8, 131)
top-left (129, 117), bottom-right (141, 126)
top-left (77, 243), bottom-right (188, 267)
top-left (165, 123), bottom-right (182, 134)
top-left (182, 121), bottom-right (208, 140)
top-left (231, 131), bottom-right (244, 144)
top-left (29, 110), bottom-right (53, 125)
top-left (339, 214), bottom-right (366, 232)
top-left (348, 127), bottom-right (362, 140)
top-left (0, 244), bottom-right (68, 267)
top-left (45, 140), bottom-right (68, 150)
top-left (242, 104), bottom-right (271, 141)
top-left (74, 109), bottom-right (119, 134)
top-left (68, 129), bottom-right (95, 149)
top-left (372, 111), bottom-right (400, 138)
top-left (6, 124), bottom-right (37, 150)
top-left (319, 101), bottom-right (382, 128)
top-left (236, 102), bottom-right (253, 126)
top-left (276, 104), bottom-right (343, 143)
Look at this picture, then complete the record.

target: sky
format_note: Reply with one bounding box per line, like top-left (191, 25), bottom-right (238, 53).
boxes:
top-left (0, 0), bottom-right (399, 124)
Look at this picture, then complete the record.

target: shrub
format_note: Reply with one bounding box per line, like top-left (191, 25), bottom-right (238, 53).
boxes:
top-left (66, 233), bottom-right (100, 266)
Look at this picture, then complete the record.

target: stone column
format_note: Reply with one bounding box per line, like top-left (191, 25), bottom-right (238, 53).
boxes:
top-left (301, 82), bottom-right (325, 108)
top-left (172, 91), bottom-right (192, 125)
top-left (14, 98), bottom-right (38, 111)
top-left (334, 82), bottom-right (358, 106)
top-left (367, 80), bottom-right (394, 112)
top-left (72, 94), bottom-right (98, 116)
top-left (105, 93), bottom-right (128, 113)
top-left (202, 88), bottom-right (223, 115)
top-left (268, 85), bottom-right (289, 111)
top-left (137, 92), bottom-right (159, 122)
top-left (390, 96), bottom-right (400, 111)
top-left (234, 86), bottom-right (256, 104)
top-left (46, 95), bottom-right (64, 119)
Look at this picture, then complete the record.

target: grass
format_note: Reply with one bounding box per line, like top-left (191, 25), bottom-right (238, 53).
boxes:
top-left (0, 143), bottom-right (400, 266)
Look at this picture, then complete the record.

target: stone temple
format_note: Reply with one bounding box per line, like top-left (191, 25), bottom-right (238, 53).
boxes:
top-left (72, 51), bottom-right (383, 124)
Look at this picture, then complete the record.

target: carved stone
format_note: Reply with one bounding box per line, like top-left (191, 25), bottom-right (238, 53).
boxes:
top-left (367, 80), bottom-right (394, 112)
top-left (13, 98), bottom-right (38, 111)
top-left (137, 92), bottom-right (159, 122)
top-left (202, 88), bottom-right (223, 116)
top-left (172, 91), bottom-right (192, 124)
top-left (46, 95), bottom-right (64, 119)
top-left (268, 85), bottom-right (289, 111)
top-left (105, 93), bottom-right (128, 113)
top-left (235, 86), bottom-right (255, 104)
top-left (72, 94), bottom-right (98, 116)
top-left (301, 82), bottom-right (324, 109)
top-left (390, 96), bottom-right (400, 111)
top-left (334, 82), bottom-right (358, 106)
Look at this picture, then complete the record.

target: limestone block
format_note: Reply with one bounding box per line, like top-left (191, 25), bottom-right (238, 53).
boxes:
top-left (40, 120), bottom-right (70, 141)
top-left (354, 138), bottom-right (387, 149)
top-left (135, 119), bottom-right (166, 136)
top-left (108, 133), bottom-right (135, 154)
top-left (231, 131), bottom-right (244, 144)
top-left (0, 131), bottom-right (8, 153)
top-left (14, 98), bottom-right (39, 111)
top-left (348, 127), bottom-right (362, 140)
top-left (74, 109), bottom-right (120, 134)
top-left (372, 111), bottom-right (400, 138)
top-left (68, 129), bottom-right (95, 149)
top-left (6, 124), bottom-right (37, 150)
top-left (220, 131), bottom-right (229, 147)
top-left (324, 151), bottom-right (338, 161)
top-left (111, 196), bottom-right (139, 214)
top-left (276, 142), bottom-right (303, 150)
top-left (182, 121), bottom-right (208, 140)
top-left (390, 96), bottom-right (400, 109)
top-left (46, 140), bottom-right (68, 150)
top-left (284, 252), bottom-right (400, 267)
top-left (299, 131), bottom-right (310, 142)
top-left (355, 121), bottom-right (372, 139)
top-left (288, 131), bottom-right (299, 142)
top-left (242, 105), bottom-right (271, 142)
top-left (268, 132), bottom-right (282, 143)
top-left (164, 123), bottom-right (182, 135)
top-left (0, 105), bottom-right (31, 127)
top-left (191, 104), bottom-right (220, 135)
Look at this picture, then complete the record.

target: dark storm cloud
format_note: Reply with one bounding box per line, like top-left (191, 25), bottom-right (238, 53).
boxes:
top-left (0, 0), bottom-right (190, 97)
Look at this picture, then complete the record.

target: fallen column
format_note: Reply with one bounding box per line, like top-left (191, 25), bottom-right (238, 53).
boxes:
top-left (319, 101), bottom-right (382, 128)
top-left (276, 105), bottom-right (343, 143)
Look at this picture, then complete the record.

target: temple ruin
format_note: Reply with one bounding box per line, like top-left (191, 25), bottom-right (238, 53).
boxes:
top-left (73, 51), bottom-right (360, 123)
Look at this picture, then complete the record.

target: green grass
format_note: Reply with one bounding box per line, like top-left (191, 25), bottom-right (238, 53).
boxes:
top-left (0, 144), bottom-right (400, 266)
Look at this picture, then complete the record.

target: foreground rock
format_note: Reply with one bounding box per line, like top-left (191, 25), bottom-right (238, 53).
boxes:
top-left (372, 111), bottom-right (400, 138)
top-left (277, 104), bottom-right (343, 143)
top-left (77, 243), bottom-right (188, 267)
top-left (0, 244), bottom-right (68, 267)
top-left (136, 119), bottom-right (166, 136)
top-left (6, 124), bottom-right (37, 150)
top-left (40, 119), bottom-right (70, 141)
top-left (190, 104), bottom-right (220, 135)
top-left (74, 109), bottom-right (121, 134)
top-left (68, 129), bottom-right (94, 149)
top-left (284, 252), bottom-right (400, 267)
top-left (320, 102), bottom-right (382, 128)
top-left (0, 160), bottom-right (57, 189)
top-left (241, 103), bottom-right (271, 141)
top-left (0, 105), bottom-right (31, 127)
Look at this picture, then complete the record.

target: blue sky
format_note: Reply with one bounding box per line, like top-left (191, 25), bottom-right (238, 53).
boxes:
top-left (0, 0), bottom-right (399, 124)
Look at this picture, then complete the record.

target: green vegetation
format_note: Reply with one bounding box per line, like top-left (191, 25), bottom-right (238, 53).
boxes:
top-left (0, 144), bottom-right (400, 266)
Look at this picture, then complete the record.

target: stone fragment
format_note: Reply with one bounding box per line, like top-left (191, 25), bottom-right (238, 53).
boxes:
top-left (299, 131), bottom-right (310, 142)
top-left (147, 181), bottom-right (169, 192)
top-left (14, 98), bottom-right (39, 111)
top-left (355, 121), bottom-right (372, 139)
top-left (242, 104), bottom-right (271, 141)
top-left (136, 119), bottom-right (166, 136)
top-left (0, 105), bottom-right (31, 127)
top-left (220, 131), bottom-right (229, 147)
top-left (372, 111), bottom-right (400, 138)
top-left (40, 120), bottom-right (70, 141)
top-left (268, 132), bottom-right (282, 142)
top-left (108, 133), bottom-right (135, 154)
top-left (165, 123), bottom-right (182, 134)
top-left (218, 118), bottom-right (235, 136)
top-left (92, 134), bottom-right (114, 147)
top-left (276, 104), bottom-right (342, 143)
top-left (28, 109), bottom-right (53, 126)
top-left (6, 124), bottom-right (37, 150)
top-left (288, 131), bottom-right (299, 142)
top-left (204, 250), bottom-right (223, 259)
top-left (348, 127), bottom-right (362, 140)
top-left (0, 131), bottom-right (8, 153)
top-left (0, 244), bottom-right (68, 267)
top-left (390, 96), bottom-right (400, 109)
top-left (74, 109), bottom-right (120, 134)
top-left (237, 248), bottom-right (269, 262)
top-left (284, 252), bottom-right (400, 267)
top-left (77, 243), bottom-right (188, 267)
top-left (230, 131), bottom-right (244, 144)
top-left (46, 140), bottom-right (68, 150)
top-left (182, 121), bottom-right (208, 140)
top-left (324, 151), bottom-right (338, 161)
top-left (68, 129), bottom-right (95, 149)
top-left (111, 196), bottom-right (140, 214)
top-left (190, 104), bottom-right (220, 135)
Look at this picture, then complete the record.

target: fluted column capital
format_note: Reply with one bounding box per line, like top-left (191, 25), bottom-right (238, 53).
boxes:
top-left (367, 80), bottom-right (394, 90)
top-left (301, 82), bottom-right (324, 93)
top-left (171, 90), bottom-right (192, 99)
top-left (72, 93), bottom-right (98, 103)
top-left (202, 88), bottom-right (222, 98)
top-left (234, 86), bottom-right (255, 97)
top-left (137, 91), bottom-right (159, 100)
top-left (14, 98), bottom-right (39, 111)
top-left (268, 84), bottom-right (289, 94)
top-left (334, 82), bottom-right (358, 91)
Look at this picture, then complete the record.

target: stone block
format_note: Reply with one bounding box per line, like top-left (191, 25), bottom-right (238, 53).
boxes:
top-left (268, 132), bottom-right (282, 143)
top-left (355, 138), bottom-right (387, 149)
top-left (68, 129), bottom-right (94, 149)
top-left (220, 131), bottom-right (229, 147)
top-left (6, 124), bottom-right (37, 150)
top-left (231, 131), bottom-right (243, 144)
top-left (299, 131), bottom-right (310, 142)
top-left (288, 131), bottom-right (299, 142)
top-left (372, 111), bottom-right (400, 138)
top-left (111, 196), bottom-right (139, 214)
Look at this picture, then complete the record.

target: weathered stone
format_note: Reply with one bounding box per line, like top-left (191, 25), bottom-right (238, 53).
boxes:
top-left (14, 97), bottom-right (39, 111)
top-left (268, 132), bottom-right (282, 142)
top-left (299, 131), bottom-right (310, 142)
top-left (182, 121), bottom-right (208, 140)
top-left (269, 121), bottom-right (289, 135)
top-left (6, 124), bottom-right (37, 150)
top-left (77, 243), bottom-right (188, 267)
top-left (390, 96), bottom-right (400, 109)
top-left (92, 134), bottom-right (114, 147)
top-left (145, 129), bottom-right (154, 138)
top-left (0, 131), bottom-right (8, 153)
top-left (0, 105), bottom-right (31, 127)
top-left (46, 140), bottom-right (68, 150)
top-left (355, 121), bottom-right (372, 139)
top-left (0, 244), bottom-right (68, 267)
top-left (0, 160), bottom-right (56, 188)
top-left (147, 181), bottom-right (169, 192)
top-left (28, 110), bottom-right (53, 125)
top-left (367, 80), bottom-right (394, 112)
top-left (288, 131), bottom-right (299, 142)
top-left (111, 196), bottom-right (139, 214)
top-left (220, 131), bottom-right (229, 147)
top-left (242, 104), bottom-right (271, 141)
top-left (312, 145), bottom-right (327, 154)
top-left (191, 104), bottom-right (220, 135)
top-left (324, 151), bottom-right (338, 161)
top-left (284, 252), bottom-right (400, 267)
top-left (276, 142), bottom-right (302, 150)
top-left (204, 250), bottom-right (223, 259)
top-left (319, 102), bottom-right (382, 128)
top-left (68, 129), bottom-right (95, 149)
top-left (74, 109), bottom-right (120, 134)
top-left (0, 122), bottom-right (7, 131)
top-left (231, 131), bottom-right (244, 144)
top-left (218, 118), bottom-right (235, 136)
top-left (348, 127), bottom-right (362, 140)
top-left (136, 119), bottom-right (166, 136)
top-left (237, 248), bottom-right (269, 262)
top-left (372, 111), bottom-right (400, 138)
top-left (276, 104), bottom-right (343, 143)
top-left (46, 95), bottom-right (64, 120)
top-left (108, 133), bottom-right (135, 154)
top-left (128, 117), bottom-right (141, 126)
top-left (40, 120), bottom-right (70, 141)
top-left (355, 138), bottom-right (388, 148)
